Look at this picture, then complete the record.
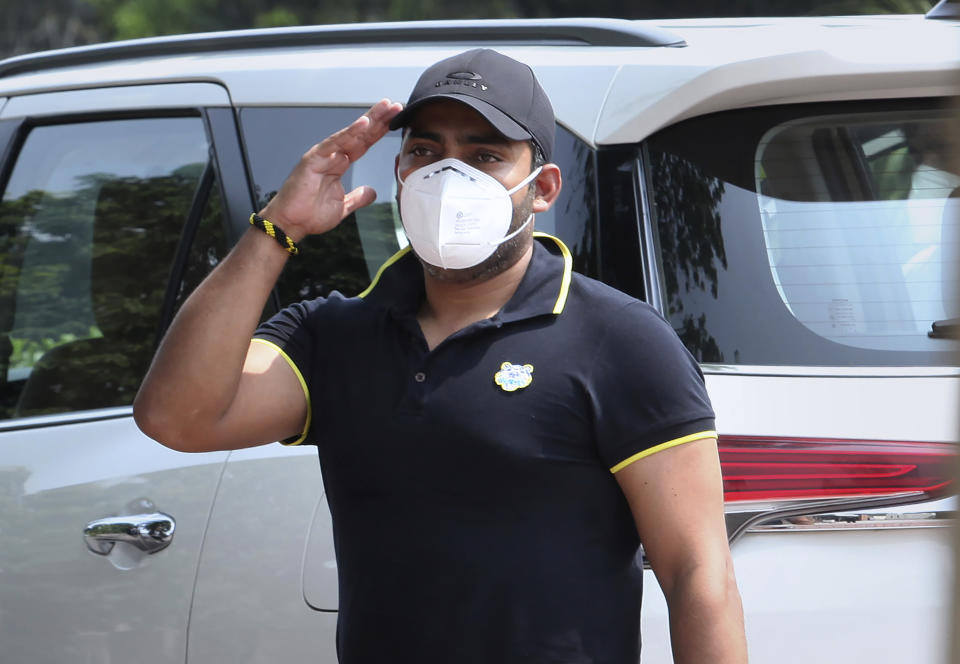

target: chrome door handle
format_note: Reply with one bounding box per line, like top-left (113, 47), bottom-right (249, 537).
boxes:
top-left (84, 512), bottom-right (176, 555)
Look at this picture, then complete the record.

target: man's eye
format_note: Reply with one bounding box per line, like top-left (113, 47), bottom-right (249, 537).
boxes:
top-left (476, 152), bottom-right (500, 163)
top-left (409, 145), bottom-right (432, 157)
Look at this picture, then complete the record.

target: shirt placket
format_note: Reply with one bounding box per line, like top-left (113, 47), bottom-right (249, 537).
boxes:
top-left (396, 317), bottom-right (500, 415)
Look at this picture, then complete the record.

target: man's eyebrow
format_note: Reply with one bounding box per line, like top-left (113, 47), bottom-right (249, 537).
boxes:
top-left (407, 128), bottom-right (442, 142)
top-left (407, 128), bottom-right (511, 146)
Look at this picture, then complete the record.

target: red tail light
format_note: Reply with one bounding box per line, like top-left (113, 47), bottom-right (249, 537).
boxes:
top-left (718, 435), bottom-right (956, 502)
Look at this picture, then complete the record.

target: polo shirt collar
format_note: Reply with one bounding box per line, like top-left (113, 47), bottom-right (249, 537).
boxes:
top-left (358, 232), bottom-right (573, 323)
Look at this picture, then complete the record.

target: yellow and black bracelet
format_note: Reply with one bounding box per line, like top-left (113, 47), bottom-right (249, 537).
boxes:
top-left (249, 213), bottom-right (299, 256)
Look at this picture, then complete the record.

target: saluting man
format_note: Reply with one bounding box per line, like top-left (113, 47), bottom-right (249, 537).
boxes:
top-left (135, 48), bottom-right (747, 663)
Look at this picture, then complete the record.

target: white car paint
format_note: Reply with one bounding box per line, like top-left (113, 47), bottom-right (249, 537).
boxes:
top-left (642, 527), bottom-right (954, 664)
top-left (0, 414), bottom-right (228, 663)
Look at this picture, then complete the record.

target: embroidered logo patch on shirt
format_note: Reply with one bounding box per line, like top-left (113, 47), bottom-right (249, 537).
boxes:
top-left (494, 362), bottom-right (534, 392)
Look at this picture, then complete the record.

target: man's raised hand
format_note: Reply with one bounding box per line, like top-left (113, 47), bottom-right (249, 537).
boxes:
top-left (258, 99), bottom-right (403, 241)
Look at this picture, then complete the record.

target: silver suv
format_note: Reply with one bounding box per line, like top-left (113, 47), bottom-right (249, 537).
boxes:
top-left (0, 10), bottom-right (957, 663)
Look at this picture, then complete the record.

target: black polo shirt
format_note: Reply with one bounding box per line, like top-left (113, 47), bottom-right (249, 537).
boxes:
top-left (255, 233), bottom-right (715, 664)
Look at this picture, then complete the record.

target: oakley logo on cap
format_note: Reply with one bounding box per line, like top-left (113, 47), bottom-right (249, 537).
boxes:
top-left (436, 70), bottom-right (488, 90)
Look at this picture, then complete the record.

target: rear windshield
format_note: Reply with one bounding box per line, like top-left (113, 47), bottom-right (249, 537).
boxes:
top-left (646, 99), bottom-right (958, 367)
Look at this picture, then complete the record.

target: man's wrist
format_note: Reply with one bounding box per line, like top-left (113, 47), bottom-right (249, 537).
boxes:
top-left (249, 213), bottom-right (300, 255)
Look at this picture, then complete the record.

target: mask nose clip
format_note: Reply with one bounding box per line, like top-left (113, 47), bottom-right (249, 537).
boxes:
top-left (397, 161), bottom-right (540, 191)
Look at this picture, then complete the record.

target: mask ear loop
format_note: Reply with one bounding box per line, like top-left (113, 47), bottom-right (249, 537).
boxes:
top-left (505, 166), bottom-right (543, 195)
top-left (490, 166), bottom-right (543, 246)
top-left (493, 213), bottom-right (534, 246)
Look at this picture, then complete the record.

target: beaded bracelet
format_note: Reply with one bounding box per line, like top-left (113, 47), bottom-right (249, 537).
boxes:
top-left (249, 213), bottom-right (299, 256)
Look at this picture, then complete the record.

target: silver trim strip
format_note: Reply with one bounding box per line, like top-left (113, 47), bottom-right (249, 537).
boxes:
top-left (748, 509), bottom-right (952, 532)
top-left (726, 493), bottom-right (955, 544)
top-left (702, 364), bottom-right (960, 378)
top-left (635, 151), bottom-right (666, 314)
top-left (0, 406), bottom-right (132, 432)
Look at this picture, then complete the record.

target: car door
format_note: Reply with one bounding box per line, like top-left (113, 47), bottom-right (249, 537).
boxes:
top-left (0, 83), bottom-right (236, 663)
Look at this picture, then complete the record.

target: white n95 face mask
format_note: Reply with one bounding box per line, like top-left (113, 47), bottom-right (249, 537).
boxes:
top-left (397, 158), bottom-right (541, 270)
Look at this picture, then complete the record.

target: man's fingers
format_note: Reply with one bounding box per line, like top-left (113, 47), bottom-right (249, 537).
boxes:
top-left (313, 151), bottom-right (351, 178)
top-left (365, 98), bottom-right (404, 133)
top-left (309, 115), bottom-right (370, 160)
top-left (332, 99), bottom-right (403, 162)
top-left (309, 99), bottom-right (403, 165)
top-left (343, 185), bottom-right (377, 216)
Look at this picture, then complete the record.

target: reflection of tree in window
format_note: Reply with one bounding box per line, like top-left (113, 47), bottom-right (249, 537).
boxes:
top-left (651, 152), bottom-right (727, 362)
top-left (273, 197), bottom-right (396, 306)
top-left (0, 191), bottom-right (40, 414)
top-left (6, 171), bottom-right (199, 417)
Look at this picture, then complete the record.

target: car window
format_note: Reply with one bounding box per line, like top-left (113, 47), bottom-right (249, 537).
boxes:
top-left (0, 116), bottom-right (214, 419)
top-left (239, 107), bottom-right (597, 306)
top-left (647, 100), bottom-right (958, 366)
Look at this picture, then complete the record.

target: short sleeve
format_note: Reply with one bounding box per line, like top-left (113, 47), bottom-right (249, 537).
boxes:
top-left (588, 301), bottom-right (716, 473)
top-left (253, 300), bottom-right (319, 446)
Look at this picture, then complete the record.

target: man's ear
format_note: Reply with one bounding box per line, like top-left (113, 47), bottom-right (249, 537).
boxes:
top-left (532, 163), bottom-right (562, 213)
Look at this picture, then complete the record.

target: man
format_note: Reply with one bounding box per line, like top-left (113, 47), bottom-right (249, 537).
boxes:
top-left (135, 49), bottom-right (747, 663)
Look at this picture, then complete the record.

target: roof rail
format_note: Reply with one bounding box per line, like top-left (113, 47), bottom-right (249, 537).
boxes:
top-left (926, 0), bottom-right (960, 19)
top-left (0, 18), bottom-right (686, 79)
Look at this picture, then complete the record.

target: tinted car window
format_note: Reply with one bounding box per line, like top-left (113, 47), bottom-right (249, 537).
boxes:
top-left (239, 107), bottom-right (597, 306)
top-left (647, 100), bottom-right (958, 367)
top-left (0, 117), bottom-right (212, 418)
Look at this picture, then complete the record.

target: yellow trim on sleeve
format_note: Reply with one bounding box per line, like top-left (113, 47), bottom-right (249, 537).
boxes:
top-left (609, 430), bottom-right (717, 474)
top-left (532, 232), bottom-right (572, 314)
top-left (357, 246), bottom-right (412, 299)
top-left (251, 338), bottom-right (312, 446)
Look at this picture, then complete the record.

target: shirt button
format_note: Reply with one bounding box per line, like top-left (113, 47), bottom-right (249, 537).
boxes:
top-left (414, 371), bottom-right (426, 383)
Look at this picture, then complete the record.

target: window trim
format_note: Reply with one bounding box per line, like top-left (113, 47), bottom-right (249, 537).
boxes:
top-left (155, 161), bottom-right (217, 344)
top-left (0, 83), bottom-right (230, 120)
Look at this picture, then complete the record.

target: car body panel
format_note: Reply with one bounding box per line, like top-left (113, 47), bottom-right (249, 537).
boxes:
top-left (186, 444), bottom-right (338, 663)
top-left (642, 527), bottom-right (954, 664)
top-left (0, 414), bottom-right (228, 663)
top-left (706, 373), bottom-right (959, 441)
top-left (596, 17), bottom-right (960, 144)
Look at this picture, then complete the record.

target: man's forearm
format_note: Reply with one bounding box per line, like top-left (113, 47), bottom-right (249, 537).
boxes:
top-left (666, 560), bottom-right (748, 664)
top-left (133, 227), bottom-right (291, 450)
top-left (135, 100), bottom-right (402, 451)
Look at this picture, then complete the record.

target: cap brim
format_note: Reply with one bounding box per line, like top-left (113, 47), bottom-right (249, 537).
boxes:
top-left (389, 93), bottom-right (532, 142)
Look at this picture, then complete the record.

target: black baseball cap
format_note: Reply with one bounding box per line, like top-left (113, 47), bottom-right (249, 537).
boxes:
top-left (389, 48), bottom-right (555, 163)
